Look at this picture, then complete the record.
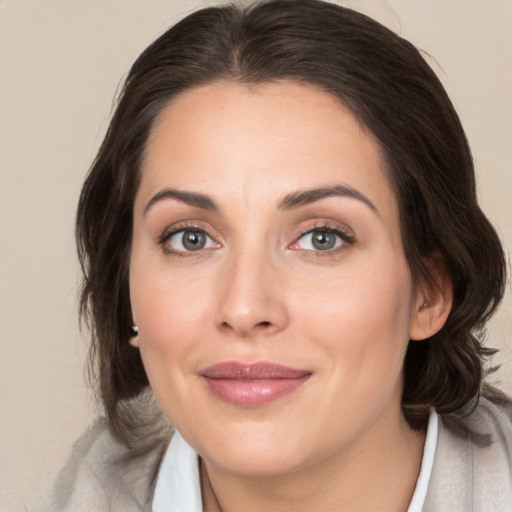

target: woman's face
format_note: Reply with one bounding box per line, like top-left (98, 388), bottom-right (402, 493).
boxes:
top-left (130, 81), bottom-right (427, 476)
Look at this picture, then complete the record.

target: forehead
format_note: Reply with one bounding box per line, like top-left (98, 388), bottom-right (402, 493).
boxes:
top-left (138, 81), bottom-right (398, 222)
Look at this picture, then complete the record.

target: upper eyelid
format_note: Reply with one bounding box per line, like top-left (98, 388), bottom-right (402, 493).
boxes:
top-left (158, 221), bottom-right (216, 242)
top-left (160, 227), bottom-right (213, 243)
top-left (297, 228), bottom-right (351, 242)
top-left (299, 224), bottom-right (348, 235)
top-left (295, 222), bottom-right (354, 239)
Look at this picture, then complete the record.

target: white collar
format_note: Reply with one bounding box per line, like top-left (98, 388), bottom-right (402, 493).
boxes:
top-left (406, 411), bottom-right (438, 512)
top-left (153, 412), bottom-right (438, 512)
top-left (152, 430), bottom-right (202, 512)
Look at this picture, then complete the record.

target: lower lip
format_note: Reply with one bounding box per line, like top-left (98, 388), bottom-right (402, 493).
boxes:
top-left (201, 376), bottom-right (310, 407)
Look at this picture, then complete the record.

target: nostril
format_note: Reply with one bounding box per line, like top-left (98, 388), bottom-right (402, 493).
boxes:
top-left (219, 319), bottom-right (273, 337)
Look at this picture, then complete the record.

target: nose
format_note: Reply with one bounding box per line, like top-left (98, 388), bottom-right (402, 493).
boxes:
top-left (214, 248), bottom-right (289, 338)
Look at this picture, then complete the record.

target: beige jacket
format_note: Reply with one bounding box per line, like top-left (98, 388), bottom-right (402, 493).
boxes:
top-left (39, 398), bottom-right (512, 511)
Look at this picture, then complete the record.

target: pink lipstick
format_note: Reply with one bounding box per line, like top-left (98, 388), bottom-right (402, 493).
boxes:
top-left (199, 362), bottom-right (311, 407)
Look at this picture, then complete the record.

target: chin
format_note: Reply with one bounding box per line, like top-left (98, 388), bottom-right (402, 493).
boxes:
top-left (206, 446), bottom-right (305, 478)
top-left (195, 421), bottom-right (309, 477)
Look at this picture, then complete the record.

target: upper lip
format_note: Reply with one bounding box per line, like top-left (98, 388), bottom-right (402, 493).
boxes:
top-left (199, 361), bottom-right (311, 380)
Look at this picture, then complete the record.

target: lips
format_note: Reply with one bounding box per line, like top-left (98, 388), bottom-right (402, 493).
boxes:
top-left (199, 362), bottom-right (312, 407)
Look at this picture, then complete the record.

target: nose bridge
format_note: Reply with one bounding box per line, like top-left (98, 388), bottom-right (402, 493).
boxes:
top-left (215, 240), bottom-right (287, 337)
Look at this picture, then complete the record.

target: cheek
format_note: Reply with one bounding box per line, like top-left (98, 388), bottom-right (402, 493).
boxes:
top-left (295, 257), bottom-right (414, 380)
top-left (129, 234), bottom-right (213, 333)
top-left (128, 250), bottom-right (215, 401)
top-left (131, 272), bottom-right (211, 349)
top-left (129, 265), bottom-right (213, 422)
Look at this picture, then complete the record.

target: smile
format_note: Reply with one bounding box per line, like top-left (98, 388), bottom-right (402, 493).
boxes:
top-left (199, 361), bottom-right (312, 407)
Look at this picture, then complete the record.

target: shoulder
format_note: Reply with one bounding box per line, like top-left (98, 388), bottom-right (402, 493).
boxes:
top-left (466, 394), bottom-right (512, 440)
top-left (36, 417), bottom-right (172, 512)
top-left (425, 396), bottom-right (512, 512)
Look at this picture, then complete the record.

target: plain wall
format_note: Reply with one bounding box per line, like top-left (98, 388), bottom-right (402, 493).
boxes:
top-left (1, 1), bottom-right (510, 510)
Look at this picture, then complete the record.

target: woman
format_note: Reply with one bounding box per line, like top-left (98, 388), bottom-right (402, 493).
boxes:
top-left (45, 0), bottom-right (511, 510)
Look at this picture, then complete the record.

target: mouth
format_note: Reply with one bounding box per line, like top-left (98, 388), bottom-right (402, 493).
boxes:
top-left (198, 361), bottom-right (312, 407)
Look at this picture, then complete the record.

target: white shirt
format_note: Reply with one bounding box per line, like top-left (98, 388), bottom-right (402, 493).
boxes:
top-left (153, 412), bottom-right (438, 512)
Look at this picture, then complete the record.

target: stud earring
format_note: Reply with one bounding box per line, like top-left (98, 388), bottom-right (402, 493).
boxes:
top-left (129, 325), bottom-right (139, 348)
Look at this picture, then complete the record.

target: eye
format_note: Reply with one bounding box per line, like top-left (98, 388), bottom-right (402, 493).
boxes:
top-left (294, 228), bottom-right (347, 251)
top-left (163, 229), bottom-right (219, 252)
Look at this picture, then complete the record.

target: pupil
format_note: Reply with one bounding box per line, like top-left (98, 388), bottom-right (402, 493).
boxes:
top-left (312, 231), bottom-right (335, 250)
top-left (182, 231), bottom-right (206, 251)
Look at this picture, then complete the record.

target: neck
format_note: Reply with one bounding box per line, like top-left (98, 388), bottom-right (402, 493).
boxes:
top-left (200, 408), bottom-right (427, 512)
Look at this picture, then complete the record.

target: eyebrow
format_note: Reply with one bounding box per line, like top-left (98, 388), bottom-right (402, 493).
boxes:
top-left (278, 185), bottom-right (378, 213)
top-left (144, 188), bottom-right (219, 215)
top-left (143, 184), bottom-right (378, 216)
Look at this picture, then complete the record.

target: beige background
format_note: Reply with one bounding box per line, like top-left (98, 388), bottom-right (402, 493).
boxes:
top-left (1, 0), bottom-right (510, 510)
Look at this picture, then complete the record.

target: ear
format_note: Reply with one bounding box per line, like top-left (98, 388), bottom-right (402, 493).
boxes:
top-left (409, 254), bottom-right (453, 341)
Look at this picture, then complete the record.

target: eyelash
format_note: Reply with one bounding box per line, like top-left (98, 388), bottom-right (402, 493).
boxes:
top-left (158, 222), bottom-right (219, 257)
top-left (291, 223), bottom-right (355, 255)
top-left (157, 221), bottom-right (355, 257)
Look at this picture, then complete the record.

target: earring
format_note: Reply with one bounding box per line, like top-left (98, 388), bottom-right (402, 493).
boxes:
top-left (129, 325), bottom-right (139, 348)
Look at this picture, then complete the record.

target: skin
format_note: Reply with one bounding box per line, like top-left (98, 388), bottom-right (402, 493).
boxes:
top-left (129, 81), bottom-right (452, 511)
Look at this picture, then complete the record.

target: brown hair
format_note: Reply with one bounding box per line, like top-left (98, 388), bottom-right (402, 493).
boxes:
top-left (76, 0), bottom-right (507, 445)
